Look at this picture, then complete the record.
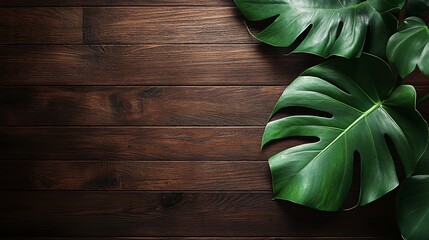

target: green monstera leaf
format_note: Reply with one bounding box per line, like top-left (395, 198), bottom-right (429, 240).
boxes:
top-left (234, 0), bottom-right (403, 58)
top-left (263, 54), bottom-right (428, 211)
top-left (387, 17), bottom-right (429, 78)
top-left (397, 144), bottom-right (429, 240)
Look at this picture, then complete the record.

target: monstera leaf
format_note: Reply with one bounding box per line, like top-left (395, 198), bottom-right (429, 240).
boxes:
top-left (234, 0), bottom-right (402, 58)
top-left (263, 54), bottom-right (428, 211)
top-left (387, 17), bottom-right (429, 77)
top-left (397, 144), bottom-right (429, 240)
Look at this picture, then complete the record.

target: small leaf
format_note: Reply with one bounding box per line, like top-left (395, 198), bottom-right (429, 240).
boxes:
top-left (387, 17), bottom-right (429, 77)
top-left (234, 0), bottom-right (402, 58)
top-left (263, 54), bottom-right (428, 211)
top-left (397, 144), bottom-right (429, 240)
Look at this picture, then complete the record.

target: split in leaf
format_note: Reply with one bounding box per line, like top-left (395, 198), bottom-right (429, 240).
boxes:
top-left (234, 0), bottom-right (403, 58)
top-left (263, 54), bottom-right (428, 211)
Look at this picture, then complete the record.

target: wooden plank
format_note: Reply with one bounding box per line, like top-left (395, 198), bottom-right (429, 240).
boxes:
top-left (0, 86), bottom-right (282, 126)
top-left (0, 0), bottom-right (233, 7)
top-left (0, 8), bottom-right (82, 44)
top-left (0, 161), bottom-right (271, 191)
top-left (1, 44), bottom-right (426, 86)
top-left (0, 191), bottom-right (400, 237)
top-left (83, 7), bottom-right (255, 44)
top-left (1, 87), bottom-right (428, 126)
top-left (2, 237), bottom-right (400, 240)
top-left (0, 160), bottom-right (403, 191)
top-left (0, 45), bottom-right (321, 86)
top-left (0, 127), bottom-right (299, 161)
top-left (0, 119), bottom-right (427, 162)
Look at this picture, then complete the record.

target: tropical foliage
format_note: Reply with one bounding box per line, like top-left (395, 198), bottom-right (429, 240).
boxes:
top-left (263, 54), bottom-right (427, 211)
top-left (397, 146), bottom-right (429, 240)
top-left (235, 0), bottom-right (429, 238)
top-left (235, 0), bottom-right (401, 57)
top-left (387, 17), bottom-right (429, 77)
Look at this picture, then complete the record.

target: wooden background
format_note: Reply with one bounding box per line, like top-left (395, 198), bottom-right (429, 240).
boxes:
top-left (1, 1), bottom-right (428, 239)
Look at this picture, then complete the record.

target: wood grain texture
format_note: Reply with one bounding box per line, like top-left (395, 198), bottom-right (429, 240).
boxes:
top-left (83, 7), bottom-right (255, 44)
top-left (0, 161), bottom-right (271, 191)
top-left (0, 113), bottom-right (426, 162)
top-left (0, 45), bottom-right (321, 86)
top-left (1, 3), bottom-right (427, 240)
top-left (0, 86), bottom-right (282, 126)
top-left (2, 238), bottom-right (400, 240)
top-left (0, 8), bottom-right (82, 44)
top-left (0, 191), bottom-right (400, 237)
top-left (0, 0), bottom-right (234, 7)
top-left (0, 160), bottom-right (403, 192)
top-left (1, 87), bottom-right (428, 126)
top-left (0, 127), bottom-right (301, 161)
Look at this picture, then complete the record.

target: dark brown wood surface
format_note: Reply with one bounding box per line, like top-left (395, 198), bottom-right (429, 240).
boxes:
top-left (0, 238), bottom-right (398, 240)
top-left (1, 87), bottom-right (428, 125)
top-left (0, 3), bottom-right (426, 240)
top-left (0, 8), bottom-right (82, 44)
top-left (0, 191), bottom-right (399, 237)
top-left (0, 86), bottom-right (282, 125)
top-left (0, 161), bottom-right (271, 190)
top-left (0, 127), bottom-right (305, 161)
top-left (0, 0), bottom-right (234, 7)
top-left (0, 45), bottom-right (321, 85)
top-left (84, 7), bottom-right (254, 44)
